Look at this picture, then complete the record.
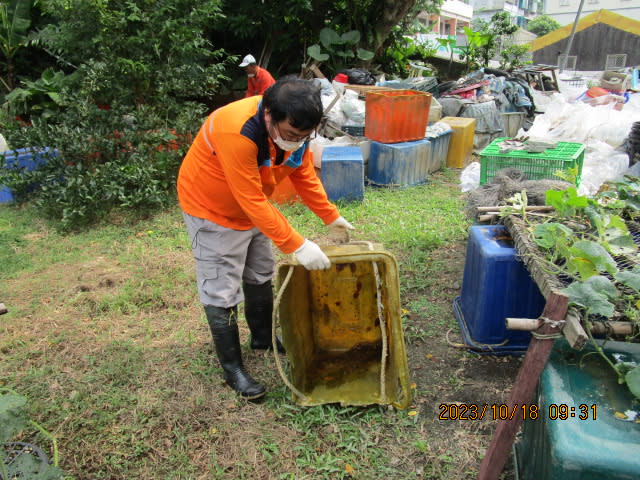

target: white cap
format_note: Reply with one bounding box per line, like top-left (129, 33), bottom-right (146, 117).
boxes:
top-left (239, 54), bottom-right (256, 67)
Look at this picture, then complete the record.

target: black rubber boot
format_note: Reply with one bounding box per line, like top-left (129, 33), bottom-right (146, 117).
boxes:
top-left (243, 280), bottom-right (285, 354)
top-left (204, 305), bottom-right (266, 400)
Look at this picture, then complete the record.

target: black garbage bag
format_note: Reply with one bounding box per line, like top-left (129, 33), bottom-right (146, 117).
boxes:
top-left (341, 68), bottom-right (376, 85)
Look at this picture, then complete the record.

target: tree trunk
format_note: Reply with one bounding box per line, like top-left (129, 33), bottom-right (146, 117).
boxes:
top-left (370, 0), bottom-right (420, 54)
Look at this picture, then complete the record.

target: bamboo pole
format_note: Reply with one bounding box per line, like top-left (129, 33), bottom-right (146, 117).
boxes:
top-left (505, 317), bottom-right (541, 331)
top-left (475, 206), bottom-right (554, 212)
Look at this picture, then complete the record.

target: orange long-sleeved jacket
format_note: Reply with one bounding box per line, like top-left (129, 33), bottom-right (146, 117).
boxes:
top-left (245, 66), bottom-right (276, 97)
top-left (177, 96), bottom-right (340, 254)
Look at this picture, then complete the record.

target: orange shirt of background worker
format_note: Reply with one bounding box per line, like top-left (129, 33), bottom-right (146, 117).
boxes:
top-left (239, 54), bottom-right (276, 97)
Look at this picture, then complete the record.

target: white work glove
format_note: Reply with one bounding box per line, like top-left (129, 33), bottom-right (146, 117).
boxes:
top-left (294, 239), bottom-right (331, 270)
top-left (328, 216), bottom-right (354, 232)
top-left (327, 216), bottom-right (355, 243)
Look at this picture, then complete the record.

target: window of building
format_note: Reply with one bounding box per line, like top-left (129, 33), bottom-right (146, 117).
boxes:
top-left (605, 54), bottom-right (627, 70)
top-left (557, 54), bottom-right (577, 70)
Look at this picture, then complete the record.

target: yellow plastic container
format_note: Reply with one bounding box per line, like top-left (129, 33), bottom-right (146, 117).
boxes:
top-left (275, 243), bottom-right (411, 409)
top-left (441, 116), bottom-right (476, 168)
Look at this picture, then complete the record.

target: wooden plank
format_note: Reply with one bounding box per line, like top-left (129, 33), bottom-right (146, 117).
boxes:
top-left (478, 292), bottom-right (568, 480)
top-left (563, 308), bottom-right (587, 350)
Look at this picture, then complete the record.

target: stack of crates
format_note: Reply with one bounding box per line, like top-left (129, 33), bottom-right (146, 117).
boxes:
top-left (479, 137), bottom-right (585, 186)
top-left (365, 90), bottom-right (433, 186)
top-left (425, 125), bottom-right (453, 173)
top-left (320, 146), bottom-right (365, 202)
top-left (368, 139), bottom-right (432, 186)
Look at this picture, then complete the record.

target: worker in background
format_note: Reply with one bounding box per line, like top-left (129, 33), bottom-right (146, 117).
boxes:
top-left (177, 77), bottom-right (354, 401)
top-left (240, 54), bottom-right (276, 97)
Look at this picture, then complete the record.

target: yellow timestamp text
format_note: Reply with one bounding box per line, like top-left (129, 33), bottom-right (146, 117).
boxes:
top-left (438, 403), bottom-right (597, 421)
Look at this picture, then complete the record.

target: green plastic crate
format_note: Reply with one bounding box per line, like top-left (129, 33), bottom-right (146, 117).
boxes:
top-left (479, 138), bottom-right (585, 186)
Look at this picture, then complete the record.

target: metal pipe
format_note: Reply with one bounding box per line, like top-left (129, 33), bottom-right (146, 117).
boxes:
top-left (559, 0), bottom-right (585, 73)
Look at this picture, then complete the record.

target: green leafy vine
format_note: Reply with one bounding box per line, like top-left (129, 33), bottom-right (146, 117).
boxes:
top-left (504, 178), bottom-right (640, 400)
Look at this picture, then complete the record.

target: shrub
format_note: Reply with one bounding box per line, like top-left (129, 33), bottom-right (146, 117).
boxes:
top-left (1, 93), bottom-right (205, 231)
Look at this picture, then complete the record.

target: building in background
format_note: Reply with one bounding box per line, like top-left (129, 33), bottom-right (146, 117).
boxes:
top-left (470, 0), bottom-right (544, 26)
top-left (530, 9), bottom-right (640, 71)
top-left (417, 0), bottom-right (474, 37)
top-left (545, 0), bottom-right (640, 25)
top-left (415, 0), bottom-right (474, 60)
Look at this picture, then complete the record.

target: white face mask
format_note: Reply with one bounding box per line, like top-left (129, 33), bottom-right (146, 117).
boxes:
top-left (266, 112), bottom-right (305, 151)
top-left (273, 135), bottom-right (305, 152)
top-left (247, 73), bottom-right (256, 78)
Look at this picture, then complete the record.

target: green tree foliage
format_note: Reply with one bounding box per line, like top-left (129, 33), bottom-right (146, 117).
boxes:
top-left (0, 0), bottom-right (442, 229)
top-left (4, 67), bottom-right (76, 118)
top-left (306, 27), bottom-right (374, 75)
top-left (34, 0), bottom-right (230, 110)
top-left (1, 93), bottom-right (205, 231)
top-left (379, 29), bottom-right (438, 78)
top-left (211, 0), bottom-right (442, 77)
top-left (1, 0), bottom-right (228, 230)
top-left (464, 12), bottom-right (518, 69)
top-left (526, 14), bottom-right (561, 37)
top-left (499, 44), bottom-right (531, 71)
top-left (0, 0), bottom-right (34, 90)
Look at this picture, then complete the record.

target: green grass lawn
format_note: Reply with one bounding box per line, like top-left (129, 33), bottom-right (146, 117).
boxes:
top-left (1, 170), bottom-right (480, 480)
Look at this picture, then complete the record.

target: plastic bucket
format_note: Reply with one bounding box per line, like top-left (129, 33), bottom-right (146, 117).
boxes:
top-left (275, 243), bottom-right (411, 408)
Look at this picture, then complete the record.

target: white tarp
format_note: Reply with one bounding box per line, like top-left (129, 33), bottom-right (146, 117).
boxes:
top-left (461, 90), bottom-right (640, 195)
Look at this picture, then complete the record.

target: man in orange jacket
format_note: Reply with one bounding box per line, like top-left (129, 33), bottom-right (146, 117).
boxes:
top-left (239, 54), bottom-right (276, 97)
top-left (177, 77), bottom-right (353, 400)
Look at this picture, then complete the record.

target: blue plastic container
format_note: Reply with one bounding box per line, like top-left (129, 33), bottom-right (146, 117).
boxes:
top-left (516, 339), bottom-right (640, 480)
top-left (453, 224), bottom-right (546, 355)
top-left (320, 146), bottom-right (364, 202)
top-left (632, 68), bottom-right (640, 91)
top-left (1, 147), bottom-right (56, 203)
top-left (367, 138), bottom-right (432, 186)
top-left (426, 128), bottom-right (452, 173)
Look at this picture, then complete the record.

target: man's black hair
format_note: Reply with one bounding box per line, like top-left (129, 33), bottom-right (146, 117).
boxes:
top-left (262, 76), bottom-right (323, 131)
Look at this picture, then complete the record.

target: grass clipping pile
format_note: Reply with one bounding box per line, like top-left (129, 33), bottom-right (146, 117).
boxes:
top-left (465, 168), bottom-right (571, 220)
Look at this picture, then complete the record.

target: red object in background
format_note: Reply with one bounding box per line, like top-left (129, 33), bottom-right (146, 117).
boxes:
top-left (14, 115), bottom-right (31, 127)
top-left (586, 86), bottom-right (608, 98)
top-left (441, 81), bottom-right (490, 97)
top-left (333, 73), bottom-right (348, 84)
